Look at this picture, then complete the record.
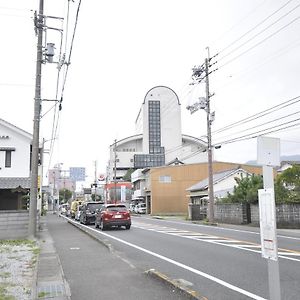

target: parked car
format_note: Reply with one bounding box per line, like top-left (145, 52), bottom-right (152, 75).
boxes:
top-left (60, 203), bottom-right (70, 215)
top-left (129, 203), bottom-right (136, 213)
top-left (135, 203), bottom-right (146, 214)
top-left (95, 204), bottom-right (131, 230)
top-left (80, 202), bottom-right (104, 225)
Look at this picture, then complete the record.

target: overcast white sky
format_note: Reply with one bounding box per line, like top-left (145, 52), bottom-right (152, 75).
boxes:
top-left (1, 0), bottom-right (300, 184)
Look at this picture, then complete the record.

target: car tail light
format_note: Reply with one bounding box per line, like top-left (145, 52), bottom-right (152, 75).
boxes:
top-left (103, 212), bottom-right (113, 220)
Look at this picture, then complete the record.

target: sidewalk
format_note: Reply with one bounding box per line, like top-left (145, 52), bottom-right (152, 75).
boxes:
top-left (35, 214), bottom-right (71, 300)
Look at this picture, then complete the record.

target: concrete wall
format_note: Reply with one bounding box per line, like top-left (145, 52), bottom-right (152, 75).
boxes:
top-left (250, 204), bottom-right (300, 228)
top-left (0, 210), bottom-right (29, 239)
top-left (214, 203), bottom-right (249, 224)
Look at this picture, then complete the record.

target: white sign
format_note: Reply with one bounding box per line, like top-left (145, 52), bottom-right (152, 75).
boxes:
top-left (257, 136), bottom-right (280, 167)
top-left (258, 188), bottom-right (278, 261)
top-left (121, 185), bottom-right (126, 202)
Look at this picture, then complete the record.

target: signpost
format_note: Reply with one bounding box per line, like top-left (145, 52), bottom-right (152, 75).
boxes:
top-left (257, 136), bottom-right (281, 300)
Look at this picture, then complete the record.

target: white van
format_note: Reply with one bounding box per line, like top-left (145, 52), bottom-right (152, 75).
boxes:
top-left (136, 203), bottom-right (146, 214)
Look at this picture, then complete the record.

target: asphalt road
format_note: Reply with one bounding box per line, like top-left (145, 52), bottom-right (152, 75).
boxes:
top-left (46, 214), bottom-right (197, 300)
top-left (64, 215), bottom-right (300, 300)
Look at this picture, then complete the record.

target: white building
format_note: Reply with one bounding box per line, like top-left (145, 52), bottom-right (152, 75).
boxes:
top-left (107, 86), bottom-right (208, 181)
top-left (0, 118), bottom-right (43, 210)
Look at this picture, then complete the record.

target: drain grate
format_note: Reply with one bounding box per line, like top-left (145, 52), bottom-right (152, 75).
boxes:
top-left (37, 282), bottom-right (65, 298)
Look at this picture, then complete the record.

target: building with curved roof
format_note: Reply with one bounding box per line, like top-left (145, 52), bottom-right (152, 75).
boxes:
top-left (107, 86), bottom-right (209, 181)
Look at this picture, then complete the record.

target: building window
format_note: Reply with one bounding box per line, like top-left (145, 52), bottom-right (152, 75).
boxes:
top-left (159, 175), bottom-right (171, 183)
top-left (148, 100), bottom-right (161, 154)
top-left (5, 150), bottom-right (12, 168)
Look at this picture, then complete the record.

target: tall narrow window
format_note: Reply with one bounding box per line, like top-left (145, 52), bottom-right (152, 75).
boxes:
top-left (5, 150), bottom-right (12, 168)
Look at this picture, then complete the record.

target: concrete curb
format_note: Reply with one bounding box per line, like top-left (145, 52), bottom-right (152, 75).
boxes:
top-left (145, 269), bottom-right (208, 300)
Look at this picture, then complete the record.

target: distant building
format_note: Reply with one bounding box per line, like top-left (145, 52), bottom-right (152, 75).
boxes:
top-left (70, 167), bottom-right (86, 182)
top-left (48, 167), bottom-right (76, 205)
top-left (107, 86), bottom-right (208, 181)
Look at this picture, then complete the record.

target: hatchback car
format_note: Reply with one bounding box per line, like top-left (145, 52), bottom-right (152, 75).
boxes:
top-left (79, 202), bottom-right (104, 225)
top-left (95, 204), bottom-right (131, 230)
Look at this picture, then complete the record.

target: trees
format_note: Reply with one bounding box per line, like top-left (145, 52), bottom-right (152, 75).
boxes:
top-left (59, 188), bottom-right (72, 203)
top-left (275, 165), bottom-right (300, 203)
top-left (221, 165), bottom-right (300, 204)
top-left (222, 174), bottom-right (263, 204)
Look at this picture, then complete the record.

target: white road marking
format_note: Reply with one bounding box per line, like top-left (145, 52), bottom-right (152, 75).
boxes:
top-left (64, 216), bottom-right (267, 300)
top-left (133, 222), bottom-right (300, 262)
top-left (144, 217), bottom-right (300, 241)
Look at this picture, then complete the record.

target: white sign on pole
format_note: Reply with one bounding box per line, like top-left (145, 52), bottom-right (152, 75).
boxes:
top-left (121, 185), bottom-right (126, 202)
top-left (258, 188), bottom-right (278, 261)
top-left (257, 136), bottom-right (280, 167)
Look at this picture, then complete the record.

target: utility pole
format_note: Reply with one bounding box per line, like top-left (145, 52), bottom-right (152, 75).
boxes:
top-left (205, 50), bottom-right (215, 223)
top-left (114, 139), bottom-right (117, 204)
top-left (94, 160), bottom-right (97, 201)
top-left (28, 0), bottom-right (44, 238)
top-left (187, 47), bottom-right (215, 223)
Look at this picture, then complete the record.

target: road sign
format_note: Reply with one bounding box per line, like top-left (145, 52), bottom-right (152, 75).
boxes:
top-left (258, 188), bottom-right (278, 261)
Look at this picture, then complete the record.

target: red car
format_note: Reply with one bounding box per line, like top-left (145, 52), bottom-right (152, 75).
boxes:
top-left (95, 204), bottom-right (131, 230)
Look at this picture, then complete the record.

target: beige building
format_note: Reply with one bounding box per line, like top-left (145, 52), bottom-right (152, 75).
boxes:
top-left (143, 161), bottom-right (264, 215)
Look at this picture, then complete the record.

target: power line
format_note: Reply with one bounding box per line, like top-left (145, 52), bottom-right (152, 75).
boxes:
top-left (213, 37), bottom-right (300, 94)
top-left (210, 0), bottom-right (268, 48)
top-left (214, 110), bottom-right (300, 143)
top-left (217, 1), bottom-right (300, 63)
top-left (212, 95), bottom-right (300, 135)
top-left (218, 15), bottom-right (300, 70)
top-left (216, 117), bottom-right (300, 146)
top-left (217, 0), bottom-right (295, 55)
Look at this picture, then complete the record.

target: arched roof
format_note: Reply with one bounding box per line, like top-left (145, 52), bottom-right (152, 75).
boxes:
top-left (182, 134), bottom-right (207, 147)
top-left (143, 86), bottom-right (180, 105)
top-left (110, 134), bottom-right (143, 147)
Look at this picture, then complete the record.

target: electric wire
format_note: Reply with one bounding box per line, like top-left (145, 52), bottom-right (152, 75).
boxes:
top-left (217, 1), bottom-right (300, 63)
top-left (217, 0), bottom-right (296, 55)
top-left (213, 110), bottom-right (300, 143)
top-left (212, 95), bottom-right (300, 135)
top-left (213, 37), bottom-right (300, 94)
top-left (218, 15), bottom-right (300, 70)
top-left (216, 117), bottom-right (300, 146)
top-left (47, 0), bottom-right (82, 169)
top-left (210, 0), bottom-right (267, 48)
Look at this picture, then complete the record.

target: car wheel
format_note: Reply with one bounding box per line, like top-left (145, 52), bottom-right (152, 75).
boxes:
top-left (100, 219), bottom-right (106, 231)
top-left (125, 225), bottom-right (131, 230)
